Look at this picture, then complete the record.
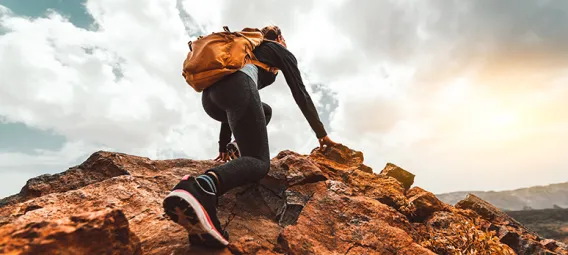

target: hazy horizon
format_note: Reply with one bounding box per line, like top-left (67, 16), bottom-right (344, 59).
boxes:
top-left (1, 0), bottom-right (568, 198)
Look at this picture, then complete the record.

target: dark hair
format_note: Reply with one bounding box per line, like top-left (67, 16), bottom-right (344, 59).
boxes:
top-left (261, 26), bottom-right (281, 40)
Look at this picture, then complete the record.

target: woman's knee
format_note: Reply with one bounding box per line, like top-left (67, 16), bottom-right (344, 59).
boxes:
top-left (259, 158), bottom-right (271, 175)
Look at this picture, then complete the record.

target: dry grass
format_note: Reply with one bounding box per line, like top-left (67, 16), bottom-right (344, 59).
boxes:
top-left (417, 214), bottom-right (516, 255)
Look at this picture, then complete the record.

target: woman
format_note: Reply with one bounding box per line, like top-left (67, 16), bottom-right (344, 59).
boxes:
top-left (214, 100), bottom-right (272, 162)
top-left (163, 26), bottom-right (338, 248)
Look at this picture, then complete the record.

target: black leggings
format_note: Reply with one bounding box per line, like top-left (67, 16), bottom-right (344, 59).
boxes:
top-left (202, 71), bottom-right (271, 195)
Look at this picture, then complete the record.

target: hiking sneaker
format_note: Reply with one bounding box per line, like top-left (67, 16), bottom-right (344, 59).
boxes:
top-left (163, 176), bottom-right (229, 248)
top-left (226, 141), bottom-right (240, 160)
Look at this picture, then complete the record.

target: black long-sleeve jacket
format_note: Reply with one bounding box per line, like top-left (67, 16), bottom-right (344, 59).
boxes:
top-left (218, 41), bottom-right (327, 152)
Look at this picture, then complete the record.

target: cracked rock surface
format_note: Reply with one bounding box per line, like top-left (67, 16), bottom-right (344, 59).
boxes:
top-left (0, 145), bottom-right (566, 254)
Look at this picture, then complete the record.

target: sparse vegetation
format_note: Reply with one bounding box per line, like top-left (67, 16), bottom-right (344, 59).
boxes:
top-left (417, 215), bottom-right (515, 255)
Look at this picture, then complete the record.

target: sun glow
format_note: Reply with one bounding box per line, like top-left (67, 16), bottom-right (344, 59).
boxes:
top-left (487, 111), bottom-right (520, 129)
top-left (469, 107), bottom-right (525, 141)
top-left (435, 80), bottom-right (528, 142)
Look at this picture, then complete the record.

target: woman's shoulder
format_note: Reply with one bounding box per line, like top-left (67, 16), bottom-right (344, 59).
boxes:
top-left (257, 41), bottom-right (295, 60)
top-left (260, 39), bottom-right (279, 46)
top-left (259, 40), bottom-right (288, 51)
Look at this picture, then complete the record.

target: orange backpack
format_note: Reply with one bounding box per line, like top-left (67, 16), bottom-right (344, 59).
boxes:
top-left (181, 26), bottom-right (276, 92)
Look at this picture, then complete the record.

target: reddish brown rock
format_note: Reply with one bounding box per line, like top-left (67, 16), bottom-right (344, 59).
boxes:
top-left (279, 181), bottom-right (435, 255)
top-left (0, 152), bottom-right (128, 207)
top-left (456, 194), bottom-right (524, 225)
top-left (0, 151), bottom-right (219, 209)
top-left (344, 169), bottom-right (414, 215)
top-left (309, 144), bottom-right (364, 174)
top-left (270, 150), bottom-right (328, 187)
top-left (0, 145), bottom-right (565, 255)
top-left (380, 163), bottom-right (415, 190)
top-left (228, 235), bottom-right (283, 255)
top-left (358, 163), bottom-right (373, 173)
top-left (457, 194), bottom-right (568, 255)
top-left (0, 209), bottom-right (140, 255)
top-left (406, 187), bottom-right (449, 222)
top-left (543, 239), bottom-right (560, 251)
top-left (542, 239), bottom-right (568, 255)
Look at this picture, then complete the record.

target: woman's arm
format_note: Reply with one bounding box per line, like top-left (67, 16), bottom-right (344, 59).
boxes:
top-left (213, 123), bottom-right (232, 162)
top-left (219, 123), bottom-right (232, 152)
top-left (254, 42), bottom-right (327, 139)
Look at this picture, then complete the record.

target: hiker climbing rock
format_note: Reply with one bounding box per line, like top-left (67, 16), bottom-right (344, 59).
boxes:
top-left (162, 25), bottom-right (338, 248)
top-left (214, 101), bottom-right (272, 162)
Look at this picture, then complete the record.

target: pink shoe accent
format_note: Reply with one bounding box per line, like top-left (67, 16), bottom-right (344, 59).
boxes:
top-left (172, 189), bottom-right (228, 244)
top-left (182, 175), bottom-right (190, 180)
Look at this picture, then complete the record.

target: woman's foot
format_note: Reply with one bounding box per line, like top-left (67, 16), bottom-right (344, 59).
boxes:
top-left (226, 141), bottom-right (240, 160)
top-left (163, 176), bottom-right (229, 248)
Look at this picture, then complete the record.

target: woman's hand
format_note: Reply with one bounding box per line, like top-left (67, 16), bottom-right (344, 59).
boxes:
top-left (318, 135), bottom-right (339, 151)
top-left (214, 152), bottom-right (230, 162)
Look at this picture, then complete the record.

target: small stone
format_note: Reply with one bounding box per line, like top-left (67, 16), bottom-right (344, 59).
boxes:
top-left (406, 187), bottom-right (447, 222)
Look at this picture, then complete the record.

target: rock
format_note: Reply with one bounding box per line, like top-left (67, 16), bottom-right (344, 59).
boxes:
top-left (456, 194), bottom-right (524, 226)
top-left (0, 152), bottom-right (129, 207)
top-left (500, 229), bottom-right (522, 250)
top-left (277, 189), bottom-right (311, 227)
top-left (326, 180), bottom-right (353, 196)
top-left (0, 151), bottom-right (218, 208)
top-left (309, 144), bottom-right (364, 174)
top-left (380, 163), bottom-right (415, 190)
top-left (543, 239), bottom-right (560, 251)
top-left (406, 187), bottom-right (448, 222)
top-left (270, 151), bottom-right (328, 187)
top-left (343, 170), bottom-right (413, 215)
top-left (0, 145), bottom-right (565, 255)
top-left (456, 194), bottom-right (567, 255)
top-left (0, 209), bottom-right (141, 255)
top-left (358, 164), bottom-right (373, 173)
top-left (228, 235), bottom-right (283, 255)
top-left (278, 181), bottom-right (435, 255)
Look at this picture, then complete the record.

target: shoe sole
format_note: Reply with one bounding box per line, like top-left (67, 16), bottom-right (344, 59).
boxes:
top-left (163, 190), bottom-right (229, 247)
top-left (226, 143), bottom-right (240, 160)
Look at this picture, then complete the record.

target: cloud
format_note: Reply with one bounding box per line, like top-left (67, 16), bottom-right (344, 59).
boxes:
top-left (1, 0), bottom-right (568, 197)
top-left (0, 0), bottom-right (333, 196)
top-left (303, 0), bottom-right (568, 192)
top-left (0, 1), bottom-right (214, 158)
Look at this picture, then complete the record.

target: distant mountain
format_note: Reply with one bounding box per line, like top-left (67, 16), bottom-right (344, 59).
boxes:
top-left (436, 182), bottom-right (568, 211)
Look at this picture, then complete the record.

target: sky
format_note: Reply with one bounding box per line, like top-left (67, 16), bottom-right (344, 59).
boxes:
top-left (0, 0), bottom-right (567, 198)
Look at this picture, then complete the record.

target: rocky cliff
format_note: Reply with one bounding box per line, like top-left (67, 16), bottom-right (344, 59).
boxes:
top-left (0, 145), bottom-right (566, 255)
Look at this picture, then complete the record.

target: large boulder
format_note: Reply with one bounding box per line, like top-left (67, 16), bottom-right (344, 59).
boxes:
top-left (0, 209), bottom-right (141, 255)
top-left (0, 146), bottom-right (565, 255)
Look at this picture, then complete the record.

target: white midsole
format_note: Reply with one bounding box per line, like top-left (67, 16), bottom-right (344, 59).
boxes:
top-left (166, 190), bottom-right (229, 245)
